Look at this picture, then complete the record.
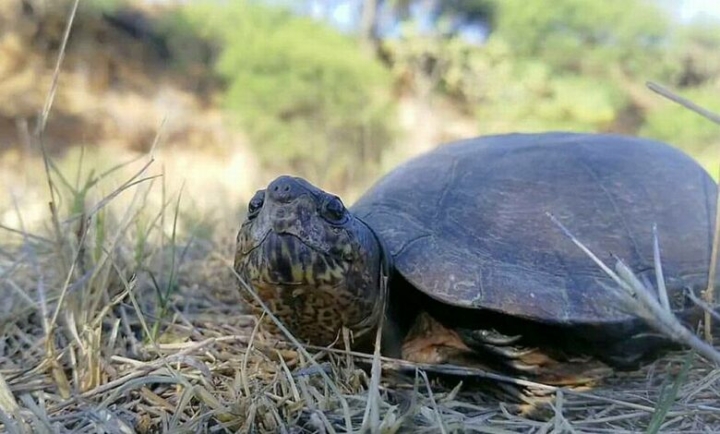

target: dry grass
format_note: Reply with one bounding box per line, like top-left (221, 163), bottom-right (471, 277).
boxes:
top-left (1, 228), bottom-right (719, 434)
top-left (1, 3), bottom-right (720, 434)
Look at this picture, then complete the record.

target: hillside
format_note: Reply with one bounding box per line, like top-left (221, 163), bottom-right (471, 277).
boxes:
top-left (0, 1), bottom-right (483, 229)
top-left (0, 1), bottom-right (262, 229)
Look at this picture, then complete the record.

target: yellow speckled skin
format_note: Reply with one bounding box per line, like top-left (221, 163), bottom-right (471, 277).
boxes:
top-left (234, 176), bottom-right (385, 347)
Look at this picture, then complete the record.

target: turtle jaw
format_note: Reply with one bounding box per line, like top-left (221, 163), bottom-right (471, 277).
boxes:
top-left (237, 230), bottom-right (349, 288)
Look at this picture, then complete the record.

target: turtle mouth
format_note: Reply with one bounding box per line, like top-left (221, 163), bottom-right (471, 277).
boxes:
top-left (238, 230), bottom-right (349, 287)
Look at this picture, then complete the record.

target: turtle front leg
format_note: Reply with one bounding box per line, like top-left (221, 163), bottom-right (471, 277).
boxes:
top-left (399, 311), bottom-right (613, 417)
top-left (400, 311), bottom-right (476, 365)
top-left (456, 325), bottom-right (613, 387)
top-left (399, 311), bottom-right (556, 416)
top-left (401, 312), bottom-right (612, 385)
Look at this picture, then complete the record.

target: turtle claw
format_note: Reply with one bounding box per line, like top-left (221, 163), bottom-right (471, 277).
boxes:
top-left (474, 329), bottom-right (522, 346)
top-left (482, 343), bottom-right (537, 360)
top-left (506, 359), bottom-right (541, 374)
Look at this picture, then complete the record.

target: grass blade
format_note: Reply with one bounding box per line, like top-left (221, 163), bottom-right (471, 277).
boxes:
top-left (645, 351), bottom-right (695, 434)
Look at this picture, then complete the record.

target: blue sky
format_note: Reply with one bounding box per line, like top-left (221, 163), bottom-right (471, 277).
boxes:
top-left (676, 0), bottom-right (720, 21)
top-left (299, 0), bottom-right (720, 44)
top-left (147, 0), bottom-right (720, 27)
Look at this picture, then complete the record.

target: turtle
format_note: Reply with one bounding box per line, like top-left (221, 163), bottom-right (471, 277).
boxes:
top-left (233, 131), bottom-right (718, 390)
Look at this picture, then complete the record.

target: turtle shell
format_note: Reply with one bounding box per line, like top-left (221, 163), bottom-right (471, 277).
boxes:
top-left (350, 132), bottom-right (718, 325)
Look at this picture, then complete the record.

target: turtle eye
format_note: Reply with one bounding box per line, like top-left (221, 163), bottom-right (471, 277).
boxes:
top-left (247, 190), bottom-right (265, 219)
top-left (322, 196), bottom-right (346, 223)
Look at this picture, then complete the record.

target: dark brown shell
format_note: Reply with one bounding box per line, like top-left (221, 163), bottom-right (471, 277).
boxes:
top-left (350, 132), bottom-right (718, 325)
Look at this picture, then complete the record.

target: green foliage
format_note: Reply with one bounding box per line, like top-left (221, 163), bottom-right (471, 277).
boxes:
top-left (158, 0), bottom-right (720, 181)
top-left (667, 20), bottom-right (720, 87)
top-left (437, 0), bottom-right (495, 23)
top-left (82, 0), bottom-right (123, 13)
top-left (177, 1), bottom-right (396, 189)
top-left (475, 54), bottom-right (627, 133)
top-left (380, 0), bottom-right (720, 165)
top-left (155, 10), bottom-right (214, 73)
top-left (640, 86), bottom-right (720, 152)
top-left (488, 0), bottom-right (672, 77)
top-left (385, 30), bottom-right (626, 134)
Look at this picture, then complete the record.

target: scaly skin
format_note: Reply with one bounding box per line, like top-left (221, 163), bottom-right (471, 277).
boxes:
top-left (234, 175), bottom-right (385, 347)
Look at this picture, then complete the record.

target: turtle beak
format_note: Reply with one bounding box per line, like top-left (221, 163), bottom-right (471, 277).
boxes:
top-left (267, 202), bottom-right (308, 235)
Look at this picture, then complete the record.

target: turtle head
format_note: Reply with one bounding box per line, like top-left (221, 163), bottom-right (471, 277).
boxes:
top-left (234, 175), bottom-right (387, 347)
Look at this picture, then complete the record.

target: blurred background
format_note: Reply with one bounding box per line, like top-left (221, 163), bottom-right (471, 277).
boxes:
top-left (1, 0), bottom-right (719, 235)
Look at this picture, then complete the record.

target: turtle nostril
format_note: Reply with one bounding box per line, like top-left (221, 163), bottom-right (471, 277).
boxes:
top-left (267, 176), bottom-right (304, 203)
